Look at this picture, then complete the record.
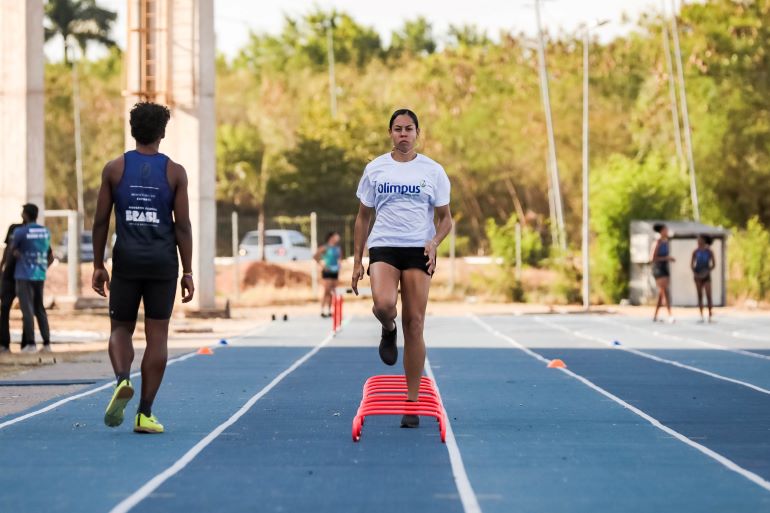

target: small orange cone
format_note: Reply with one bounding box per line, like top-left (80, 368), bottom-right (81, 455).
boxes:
top-left (547, 359), bottom-right (566, 368)
top-left (197, 347), bottom-right (214, 355)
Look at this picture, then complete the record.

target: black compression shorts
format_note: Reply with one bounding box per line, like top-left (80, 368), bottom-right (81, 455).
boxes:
top-left (109, 275), bottom-right (177, 322)
top-left (321, 270), bottom-right (339, 280)
top-left (367, 247), bottom-right (433, 276)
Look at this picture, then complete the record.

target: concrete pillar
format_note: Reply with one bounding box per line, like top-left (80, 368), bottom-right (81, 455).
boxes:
top-left (0, 1), bottom-right (45, 232)
top-left (124, 0), bottom-right (216, 309)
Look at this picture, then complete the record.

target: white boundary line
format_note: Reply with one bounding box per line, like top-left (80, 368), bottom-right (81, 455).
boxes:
top-left (0, 323), bottom-right (271, 431)
top-left (109, 325), bottom-right (341, 513)
top-left (533, 316), bottom-right (770, 397)
top-left (469, 314), bottom-right (770, 493)
top-left (596, 316), bottom-right (770, 362)
top-left (424, 357), bottom-right (482, 513)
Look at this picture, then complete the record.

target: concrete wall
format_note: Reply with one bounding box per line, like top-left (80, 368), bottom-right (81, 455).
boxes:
top-left (0, 1), bottom-right (45, 232)
top-left (124, 0), bottom-right (216, 309)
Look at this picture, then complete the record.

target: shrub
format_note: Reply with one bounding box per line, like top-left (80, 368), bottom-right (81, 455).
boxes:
top-left (590, 154), bottom-right (688, 302)
top-left (729, 216), bottom-right (770, 301)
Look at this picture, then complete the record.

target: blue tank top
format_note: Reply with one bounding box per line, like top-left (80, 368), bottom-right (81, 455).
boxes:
top-left (112, 151), bottom-right (178, 279)
top-left (657, 239), bottom-right (669, 258)
top-left (694, 248), bottom-right (711, 274)
top-left (322, 245), bottom-right (341, 273)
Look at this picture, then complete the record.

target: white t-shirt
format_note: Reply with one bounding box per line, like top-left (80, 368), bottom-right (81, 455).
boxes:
top-left (356, 152), bottom-right (451, 248)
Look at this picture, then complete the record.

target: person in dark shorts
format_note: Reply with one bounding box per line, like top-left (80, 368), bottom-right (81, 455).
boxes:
top-left (314, 231), bottom-right (342, 318)
top-left (0, 222), bottom-right (22, 353)
top-left (11, 204), bottom-right (54, 353)
top-left (651, 223), bottom-right (675, 323)
top-left (691, 234), bottom-right (715, 323)
top-left (352, 109), bottom-right (453, 428)
top-left (92, 102), bottom-right (195, 434)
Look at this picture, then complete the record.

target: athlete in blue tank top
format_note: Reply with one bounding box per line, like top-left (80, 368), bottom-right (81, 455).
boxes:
top-left (91, 102), bottom-right (195, 434)
top-left (651, 223), bottom-right (675, 323)
top-left (691, 235), bottom-right (715, 322)
top-left (314, 231), bottom-right (343, 318)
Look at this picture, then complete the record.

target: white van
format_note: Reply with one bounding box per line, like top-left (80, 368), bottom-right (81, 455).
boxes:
top-left (238, 229), bottom-right (313, 262)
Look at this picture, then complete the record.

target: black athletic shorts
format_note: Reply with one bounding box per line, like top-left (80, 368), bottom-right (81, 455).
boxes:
top-left (109, 275), bottom-right (177, 322)
top-left (652, 263), bottom-right (670, 279)
top-left (694, 272), bottom-right (711, 283)
top-left (322, 270), bottom-right (339, 280)
top-left (368, 247), bottom-right (433, 276)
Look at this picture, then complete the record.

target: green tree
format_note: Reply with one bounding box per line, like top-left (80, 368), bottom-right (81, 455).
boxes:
top-left (389, 18), bottom-right (436, 57)
top-left (235, 9), bottom-right (382, 73)
top-left (730, 216), bottom-right (770, 301)
top-left (590, 154), bottom-right (689, 302)
top-left (44, 0), bottom-right (116, 64)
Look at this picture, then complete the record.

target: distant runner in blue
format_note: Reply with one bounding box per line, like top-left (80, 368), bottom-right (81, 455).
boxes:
top-left (91, 102), bottom-right (195, 435)
top-left (10, 204), bottom-right (53, 353)
top-left (651, 223), bottom-right (675, 323)
top-left (314, 231), bottom-right (342, 318)
top-left (691, 234), bottom-right (715, 323)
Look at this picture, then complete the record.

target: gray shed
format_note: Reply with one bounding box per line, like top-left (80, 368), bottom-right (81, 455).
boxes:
top-left (629, 220), bottom-right (729, 307)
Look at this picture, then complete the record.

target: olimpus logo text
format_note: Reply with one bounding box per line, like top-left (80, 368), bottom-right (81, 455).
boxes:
top-left (377, 182), bottom-right (421, 195)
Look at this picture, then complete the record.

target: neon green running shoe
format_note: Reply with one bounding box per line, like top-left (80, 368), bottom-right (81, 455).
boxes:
top-left (134, 413), bottom-right (164, 434)
top-left (104, 379), bottom-right (134, 427)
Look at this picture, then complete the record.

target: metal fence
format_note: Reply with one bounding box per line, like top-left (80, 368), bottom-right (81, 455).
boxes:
top-left (216, 208), bottom-right (355, 258)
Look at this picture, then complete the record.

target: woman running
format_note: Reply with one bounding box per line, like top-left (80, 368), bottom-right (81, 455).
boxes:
top-left (651, 223), bottom-right (675, 323)
top-left (351, 108), bottom-right (453, 428)
top-left (315, 231), bottom-right (342, 318)
top-left (691, 235), bottom-right (715, 323)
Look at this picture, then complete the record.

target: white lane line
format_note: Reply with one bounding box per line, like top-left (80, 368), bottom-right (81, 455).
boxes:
top-left (596, 316), bottom-right (770, 362)
top-left (0, 352), bottom-right (199, 430)
top-left (424, 357), bottom-right (482, 513)
top-left (109, 325), bottom-right (341, 513)
top-left (0, 323), bottom-right (271, 431)
top-left (533, 316), bottom-right (770, 397)
top-left (469, 314), bottom-right (770, 493)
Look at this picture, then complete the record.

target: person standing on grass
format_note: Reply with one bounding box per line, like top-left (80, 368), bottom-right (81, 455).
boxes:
top-left (651, 223), bottom-right (675, 323)
top-left (10, 204), bottom-right (54, 353)
top-left (92, 102), bottom-right (195, 434)
top-left (351, 108), bottom-right (453, 429)
top-left (315, 231), bottom-right (342, 318)
top-left (0, 222), bottom-right (23, 354)
top-left (691, 234), bottom-right (715, 323)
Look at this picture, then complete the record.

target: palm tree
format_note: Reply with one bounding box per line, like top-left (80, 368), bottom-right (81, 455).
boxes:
top-left (45, 0), bottom-right (116, 65)
top-left (44, 0), bottom-right (117, 229)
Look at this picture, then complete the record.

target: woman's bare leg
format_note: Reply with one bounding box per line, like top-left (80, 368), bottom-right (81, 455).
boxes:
top-left (654, 278), bottom-right (665, 321)
top-left (369, 263), bottom-right (400, 331)
top-left (695, 280), bottom-right (704, 319)
top-left (400, 270), bottom-right (431, 402)
top-left (321, 279), bottom-right (333, 314)
top-left (705, 281), bottom-right (714, 320)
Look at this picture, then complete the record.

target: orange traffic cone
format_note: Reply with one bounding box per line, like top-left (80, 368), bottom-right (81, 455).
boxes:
top-left (197, 347), bottom-right (214, 355)
top-left (547, 358), bottom-right (566, 368)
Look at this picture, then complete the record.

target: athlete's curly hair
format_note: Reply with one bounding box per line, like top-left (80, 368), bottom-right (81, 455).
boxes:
top-left (129, 102), bottom-right (171, 145)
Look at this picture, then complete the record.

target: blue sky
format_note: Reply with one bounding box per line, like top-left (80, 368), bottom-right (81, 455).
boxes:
top-left (45, 0), bottom-right (691, 61)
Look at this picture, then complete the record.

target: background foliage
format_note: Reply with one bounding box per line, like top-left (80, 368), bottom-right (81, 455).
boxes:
top-left (43, 0), bottom-right (770, 302)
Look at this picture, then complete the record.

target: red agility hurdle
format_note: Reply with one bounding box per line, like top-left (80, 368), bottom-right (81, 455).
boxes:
top-left (332, 294), bottom-right (344, 332)
top-left (352, 375), bottom-right (447, 443)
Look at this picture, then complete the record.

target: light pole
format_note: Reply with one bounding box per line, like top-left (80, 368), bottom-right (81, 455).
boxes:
top-left (326, 18), bottom-right (337, 119)
top-left (534, 0), bottom-right (566, 252)
top-left (667, 0), bottom-right (700, 221)
top-left (581, 20), bottom-right (609, 311)
top-left (660, 3), bottom-right (686, 173)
